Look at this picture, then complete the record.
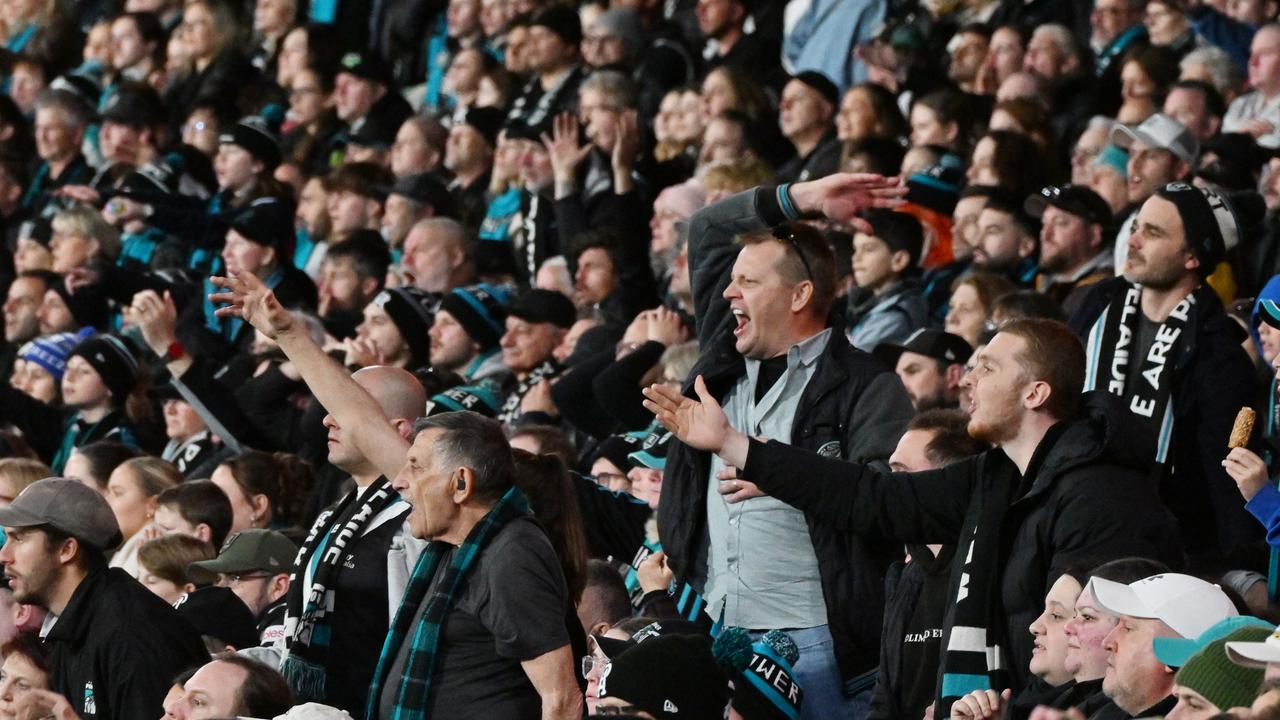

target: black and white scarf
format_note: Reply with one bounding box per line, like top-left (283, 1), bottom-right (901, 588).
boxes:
top-left (1084, 282), bottom-right (1193, 463)
top-left (279, 476), bottom-right (402, 701)
top-left (497, 359), bottom-right (561, 424)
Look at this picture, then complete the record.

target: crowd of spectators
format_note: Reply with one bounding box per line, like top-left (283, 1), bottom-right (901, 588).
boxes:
top-left (8, 0), bottom-right (1280, 718)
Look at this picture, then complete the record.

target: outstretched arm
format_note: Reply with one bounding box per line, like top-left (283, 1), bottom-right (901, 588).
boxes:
top-left (209, 270), bottom-right (410, 479)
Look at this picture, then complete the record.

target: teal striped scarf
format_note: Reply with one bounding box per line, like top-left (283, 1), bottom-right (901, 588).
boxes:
top-left (365, 485), bottom-right (531, 720)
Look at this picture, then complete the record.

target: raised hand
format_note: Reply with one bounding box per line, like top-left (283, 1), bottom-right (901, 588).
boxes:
top-left (541, 112), bottom-right (592, 184)
top-left (789, 172), bottom-right (908, 231)
top-left (209, 269), bottom-right (296, 339)
top-left (611, 110), bottom-right (640, 174)
top-left (642, 375), bottom-right (729, 453)
top-left (131, 289), bottom-right (179, 357)
top-left (1223, 447), bottom-right (1270, 501)
top-left (636, 550), bottom-right (675, 594)
top-left (646, 306), bottom-right (688, 347)
top-left (343, 336), bottom-right (385, 368)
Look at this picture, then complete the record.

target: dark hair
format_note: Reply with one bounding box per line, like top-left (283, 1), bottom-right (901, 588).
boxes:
top-left (119, 12), bottom-right (166, 66)
top-left (998, 318), bottom-right (1086, 420)
top-left (912, 88), bottom-right (974, 150)
top-left (327, 161), bottom-right (394, 201)
top-left (0, 631), bottom-right (49, 685)
top-left (908, 408), bottom-right (990, 466)
top-left (41, 524), bottom-right (108, 571)
top-left (571, 230), bottom-right (623, 277)
top-left (223, 451), bottom-right (313, 530)
top-left (584, 559), bottom-right (632, 625)
top-left (68, 441), bottom-right (143, 490)
top-left (1121, 45), bottom-right (1181, 103)
top-left (511, 449), bottom-right (589, 603)
top-left (704, 65), bottom-right (772, 124)
top-left (842, 136), bottom-right (906, 176)
top-left (325, 233), bottom-right (392, 286)
top-left (209, 654), bottom-right (295, 718)
top-left (509, 425), bottom-right (577, 463)
top-left (740, 223), bottom-right (839, 319)
top-left (1169, 78), bottom-right (1227, 119)
top-left (411, 412), bottom-right (514, 502)
top-left (978, 130), bottom-right (1049, 197)
top-left (1088, 557), bottom-right (1171, 585)
top-left (992, 290), bottom-right (1067, 323)
top-left (155, 480), bottom-right (234, 549)
top-left (849, 82), bottom-right (909, 140)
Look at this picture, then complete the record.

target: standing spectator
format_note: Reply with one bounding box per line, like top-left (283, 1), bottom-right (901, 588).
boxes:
top-left (659, 173), bottom-right (915, 719)
top-left (783, 0), bottom-right (884, 91)
top-left (1072, 182), bottom-right (1260, 568)
top-left (873, 329), bottom-right (973, 411)
top-left (192, 529), bottom-right (295, 647)
top-left (0, 478), bottom-right (208, 719)
top-left (645, 317), bottom-right (1183, 715)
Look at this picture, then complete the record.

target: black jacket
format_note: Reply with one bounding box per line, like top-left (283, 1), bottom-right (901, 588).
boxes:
top-left (1070, 277), bottom-right (1263, 569)
top-left (45, 568), bottom-right (209, 720)
top-left (658, 187), bottom-right (915, 692)
top-left (740, 391), bottom-right (1185, 704)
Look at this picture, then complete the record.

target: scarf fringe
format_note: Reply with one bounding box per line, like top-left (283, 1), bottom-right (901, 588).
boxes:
top-left (281, 654), bottom-right (327, 702)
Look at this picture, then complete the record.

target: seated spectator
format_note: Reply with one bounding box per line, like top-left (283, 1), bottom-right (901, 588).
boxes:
top-left (846, 209), bottom-right (927, 352)
top-left (11, 330), bottom-right (82, 405)
top-left (315, 231), bottom-right (392, 341)
top-left (104, 456), bottom-right (181, 577)
top-left (209, 450), bottom-right (311, 535)
top-left (137, 534), bottom-right (215, 605)
top-left (192, 528), bottom-right (295, 647)
top-left (349, 286), bottom-right (435, 371)
top-left (1223, 26), bottom-right (1280, 148)
top-left (873, 329), bottom-right (973, 412)
top-left (498, 288), bottom-right (576, 424)
top-left (430, 284), bottom-right (511, 383)
top-left (152, 480), bottom-right (234, 549)
top-left (595, 633), bottom-right (730, 718)
top-left (0, 458), bottom-right (48, 508)
top-left (380, 173), bottom-right (457, 257)
top-left (61, 441), bottom-right (142, 496)
top-left (152, 384), bottom-right (225, 479)
top-left (49, 204), bottom-right (120, 274)
top-left (1025, 184), bottom-right (1115, 316)
top-left (161, 654), bottom-right (294, 719)
top-left (944, 271), bottom-right (1016, 347)
top-left (715, 627), bottom-right (805, 720)
top-left (777, 71), bottom-right (841, 183)
top-left (1085, 573), bottom-right (1240, 717)
top-left (0, 633), bottom-right (50, 717)
top-left (0, 479), bottom-right (208, 719)
top-left (1166, 627), bottom-right (1273, 717)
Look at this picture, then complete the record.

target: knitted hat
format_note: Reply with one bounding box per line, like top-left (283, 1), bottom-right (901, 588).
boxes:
top-left (438, 283), bottom-right (510, 351)
top-left (424, 384), bottom-right (502, 417)
top-left (906, 156), bottom-right (965, 215)
top-left (507, 289), bottom-right (576, 329)
top-left (530, 5), bottom-right (583, 47)
top-left (1154, 181), bottom-right (1240, 276)
top-left (593, 430), bottom-right (648, 473)
top-left (220, 115), bottom-right (283, 170)
top-left (230, 198), bottom-right (296, 257)
top-left (1174, 627), bottom-right (1270, 711)
top-left (627, 426), bottom-right (672, 470)
top-left (372, 287), bottom-right (435, 368)
top-left (789, 71), bottom-right (839, 108)
top-left (460, 107), bottom-right (506, 147)
top-left (19, 329), bottom-right (90, 381)
top-left (69, 334), bottom-right (140, 401)
top-left (599, 633), bottom-right (730, 720)
top-left (713, 628), bottom-right (804, 720)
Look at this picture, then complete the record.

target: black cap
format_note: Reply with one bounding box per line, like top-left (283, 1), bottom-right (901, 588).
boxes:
top-left (337, 50), bottom-right (393, 86)
top-left (790, 70), bottom-right (839, 107)
top-left (100, 83), bottom-right (165, 128)
top-left (506, 289), bottom-right (576, 329)
top-left (346, 116), bottom-right (397, 151)
top-left (1024, 184), bottom-right (1112, 227)
top-left (873, 328), bottom-right (973, 369)
top-left (230, 198), bottom-right (295, 255)
top-left (530, 5), bottom-right (583, 46)
top-left (389, 173), bottom-right (457, 217)
top-left (219, 115), bottom-right (282, 170)
top-left (460, 107), bottom-right (506, 147)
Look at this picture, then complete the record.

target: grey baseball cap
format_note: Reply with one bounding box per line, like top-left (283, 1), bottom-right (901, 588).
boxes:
top-left (192, 529), bottom-right (298, 575)
top-left (0, 478), bottom-right (122, 551)
top-left (1110, 113), bottom-right (1199, 165)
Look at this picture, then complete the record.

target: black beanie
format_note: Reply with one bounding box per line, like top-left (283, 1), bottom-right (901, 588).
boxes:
top-left (438, 284), bottom-right (509, 351)
top-left (599, 634), bottom-right (730, 720)
top-left (372, 287), bottom-right (435, 368)
top-left (69, 334), bottom-right (140, 402)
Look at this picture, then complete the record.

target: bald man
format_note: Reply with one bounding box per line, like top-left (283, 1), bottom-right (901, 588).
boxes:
top-left (270, 365), bottom-right (429, 715)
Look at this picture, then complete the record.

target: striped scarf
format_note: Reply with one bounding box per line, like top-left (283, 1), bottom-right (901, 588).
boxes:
top-left (280, 477), bottom-right (402, 701)
top-left (365, 485), bottom-right (531, 720)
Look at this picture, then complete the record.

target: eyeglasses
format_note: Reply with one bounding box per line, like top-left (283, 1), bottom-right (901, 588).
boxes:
top-left (581, 655), bottom-right (610, 678)
top-left (772, 225), bottom-right (814, 283)
top-left (222, 572), bottom-right (274, 585)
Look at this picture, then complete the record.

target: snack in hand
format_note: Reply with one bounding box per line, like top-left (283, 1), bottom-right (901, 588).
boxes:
top-left (1228, 407), bottom-right (1256, 449)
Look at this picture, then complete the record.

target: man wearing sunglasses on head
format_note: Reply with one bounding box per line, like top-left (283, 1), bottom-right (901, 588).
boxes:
top-left (653, 172), bottom-right (914, 720)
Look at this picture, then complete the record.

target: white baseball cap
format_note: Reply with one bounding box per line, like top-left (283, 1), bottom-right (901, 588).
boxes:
top-left (1110, 112), bottom-right (1199, 165)
top-left (1086, 573), bottom-right (1238, 639)
top-left (1226, 624), bottom-right (1280, 667)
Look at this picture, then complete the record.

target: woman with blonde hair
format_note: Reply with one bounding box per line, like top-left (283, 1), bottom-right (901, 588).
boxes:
top-left (106, 456), bottom-right (182, 577)
top-left (0, 458), bottom-right (49, 507)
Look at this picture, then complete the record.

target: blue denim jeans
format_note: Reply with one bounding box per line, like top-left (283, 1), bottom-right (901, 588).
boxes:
top-left (751, 625), bottom-right (872, 720)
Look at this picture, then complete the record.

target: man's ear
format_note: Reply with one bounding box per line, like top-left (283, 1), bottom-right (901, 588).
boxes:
top-left (790, 281), bottom-right (815, 314)
top-left (452, 467), bottom-right (476, 502)
top-left (195, 524), bottom-right (213, 544)
top-left (945, 362), bottom-right (966, 389)
top-left (1024, 379), bottom-right (1052, 411)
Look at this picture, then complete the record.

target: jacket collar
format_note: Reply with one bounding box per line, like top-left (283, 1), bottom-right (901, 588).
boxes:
top-left (44, 566), bottom-right (110, 643)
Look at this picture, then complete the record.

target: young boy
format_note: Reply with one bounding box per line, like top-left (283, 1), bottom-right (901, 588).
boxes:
top-left (847, 209), bottom-right (929, 352)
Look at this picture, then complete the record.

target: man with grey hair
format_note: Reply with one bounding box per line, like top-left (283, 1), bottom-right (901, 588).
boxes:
top-left (208, 269), bottom-right (581, 720)
top-left (1224, 24), bottom-right (1280, 147)
top-left (399, 217), bottom-right (476, 294)
top-left (26, 90), bottom-right (94, 217)
top-left (1180, 45), bottom-right (1244, 101)
top-left (1023, 24), bottom-right (1083, 84)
